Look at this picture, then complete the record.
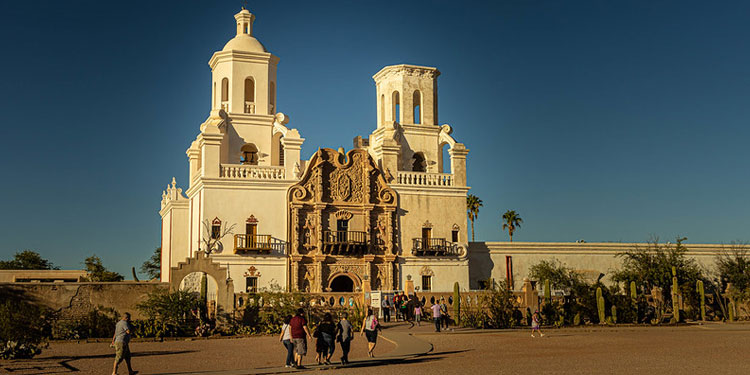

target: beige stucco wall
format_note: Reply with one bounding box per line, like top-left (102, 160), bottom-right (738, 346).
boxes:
top-left (1, 282), bottom-right (168, 320)
top-left (469, 241), bottom-right (729, 291)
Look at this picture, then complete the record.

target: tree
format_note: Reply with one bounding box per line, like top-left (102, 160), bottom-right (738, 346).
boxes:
top-left (612, 237), bottom-right (705, 318)
top-left (140, 247), bottom-right (161, 280)
top-left (0, 250), bottom-right (57, 270)
top-left (466, 194), bottom-right (483, 242)
top-left (501, 210), bottom-right (523, 242)
top-left (201, 220), bottom-right (236, 255)
top-left (715, 242), bottom-right (750, 298)
top-left (82, 255), bottom-right (124, 282)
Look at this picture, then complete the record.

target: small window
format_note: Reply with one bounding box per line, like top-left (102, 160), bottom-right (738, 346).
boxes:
top-left (246, 277), bottom-right (258, 293)
top-left (392, 91), bottom-right (400, 123)
top-left (211, 219), bottom-right (221, 239)
top-left (413, 90), bottom-right (421, 124)
top-left (421, 275), bottom-right (432, 291)
top-left (221, 78), bottom-right (229, 102)
top-left (336, 219), bottom-right (349, 242)
top-left (452, 229), bottom-right (459, 243)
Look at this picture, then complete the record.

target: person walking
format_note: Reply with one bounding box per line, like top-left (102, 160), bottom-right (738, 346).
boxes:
top-left (289, 308), bottom-right (312, 369)
top-left (336, 312), bottom-right (354, 365)
top-left (439, 297), bottom-right (450, 329)
top-left (531, 310), bottom-right (544, 337)
top-left (360, 308), bottom-right (381, 357)
top-left (111, 312), bottom-right (137, 375)
top-left (318, 313), bottom-right (336, 365)
top-left (414, 301), bottom-right (422, 326)
top-left (381, 298), bottom-right (391, 323)
top-left (279, 315), bottom-right (294, 368)
top-left (430, 301), bottom-right (442, 332)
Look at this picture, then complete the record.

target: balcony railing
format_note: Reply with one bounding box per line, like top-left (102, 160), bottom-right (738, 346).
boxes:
top-left (412, 238), bottom-right (459, 256)
top-left (234, 234), bottom-right (273, 254)
top-left (323, 231), bottom-right (368, 255)
top-left (220, 165), bottom-right (286, 180)
top-left (396, 171), bottom-right (454, 187)
top-left (244, 101), bottom-right (255, 114)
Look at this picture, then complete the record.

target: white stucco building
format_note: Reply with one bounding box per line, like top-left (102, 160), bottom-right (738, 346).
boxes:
top-left (160, 8), bottom-right (470, 294)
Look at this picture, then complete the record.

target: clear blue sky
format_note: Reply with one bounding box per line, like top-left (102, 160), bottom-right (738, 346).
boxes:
top-left (1, 1), bottom-right (748, 278)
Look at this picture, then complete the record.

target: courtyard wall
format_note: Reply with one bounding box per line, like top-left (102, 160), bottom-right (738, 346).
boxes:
top-left (0, 281), bottom-right (168, 320)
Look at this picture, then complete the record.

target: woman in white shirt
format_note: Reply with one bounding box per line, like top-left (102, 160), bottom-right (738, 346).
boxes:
top-left (279, 315), bottom-right (294, 368)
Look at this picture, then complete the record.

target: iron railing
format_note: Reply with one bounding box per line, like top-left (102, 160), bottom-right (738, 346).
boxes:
top-left (234, 234), bottom-right (273, 253)
top-left (412, 238), bottom-right (459, 256)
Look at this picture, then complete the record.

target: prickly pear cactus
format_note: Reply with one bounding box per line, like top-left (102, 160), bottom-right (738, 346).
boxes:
top-left (696, 280), bottom-right (706, 321)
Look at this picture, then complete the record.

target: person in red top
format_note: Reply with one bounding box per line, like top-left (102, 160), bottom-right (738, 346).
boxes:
top-left (289, 308), bottom-right (312, 369)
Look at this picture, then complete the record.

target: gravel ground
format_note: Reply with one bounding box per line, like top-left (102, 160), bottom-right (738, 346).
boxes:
top-left (0, 334), bottom-right (395, 374)
top-left (3, 323), bottom-right (749, 374)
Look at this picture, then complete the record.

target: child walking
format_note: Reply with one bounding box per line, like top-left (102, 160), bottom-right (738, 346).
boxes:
top-left (531, 310), bottom-right (544, 337)
top-left (414, 303), bottom-right (422, 326)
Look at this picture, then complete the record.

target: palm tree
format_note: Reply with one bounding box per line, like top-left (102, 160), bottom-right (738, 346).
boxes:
top-left (501, 210), bottom-right (523, 242)
top-left (466, 194), bottom-right (483, 242)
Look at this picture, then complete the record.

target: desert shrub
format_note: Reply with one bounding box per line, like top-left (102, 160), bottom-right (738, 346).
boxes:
top-left (612, 237), bottom-right (706, 319)
top-left (458, 281), bottom-right (521, 329)
top-left (0, 287), bottom-right (52, 359)
top-left (136, 289), bottom-right (200, 337)
top-left (52, 307), bottom-right (119, 339)
top-left (716, 243), bottom-right (750, 301)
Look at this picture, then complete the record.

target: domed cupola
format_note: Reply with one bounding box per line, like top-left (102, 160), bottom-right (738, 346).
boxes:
top-left (208, 8), bottom-right (280, 116)
top-left (222, 8), bottom-right (267, 53)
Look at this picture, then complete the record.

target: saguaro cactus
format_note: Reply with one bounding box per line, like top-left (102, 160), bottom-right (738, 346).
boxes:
top-left (671, 266), bottom-right (680, 322)
top-left (611, 305), bottom-right (617, 324)
top-left (696, 280), bottom-right (706, 321)
top-left (453, 282), bottom-right (461, 323)
top-left (596, 287), bottom-right (605, 324)
top-left (728, 301), bottom-right (736, 322)
top-left (544, 279), bottom-right (551, 301)
top-left (630, 281), bottom-right (638, 323)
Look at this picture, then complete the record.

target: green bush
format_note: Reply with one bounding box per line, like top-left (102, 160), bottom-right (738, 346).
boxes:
top-left (0, 287), bottom-right (52, 359)
top-left (136, 289), bottom-right (201, 337)
top-left (52, 308), bottom-right (118, 340)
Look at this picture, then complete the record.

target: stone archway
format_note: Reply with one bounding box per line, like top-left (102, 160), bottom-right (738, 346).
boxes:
top-left (327, 272), bottom-right (360, 292)
top-left (170, 251), bottom-right (235, 315)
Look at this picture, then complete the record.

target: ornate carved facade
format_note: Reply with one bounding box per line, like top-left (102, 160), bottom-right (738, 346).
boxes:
top-left (288, 148), bottom-right (398, 292)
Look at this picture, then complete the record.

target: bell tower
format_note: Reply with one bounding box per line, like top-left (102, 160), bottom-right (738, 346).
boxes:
top-left (208, 8), bottom-right (279, 116)
top-left (373, 64), bottom-right (440, 127)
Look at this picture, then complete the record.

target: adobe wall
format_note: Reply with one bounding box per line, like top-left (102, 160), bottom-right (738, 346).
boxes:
top-left (0, 282), bottom-right (168, 320)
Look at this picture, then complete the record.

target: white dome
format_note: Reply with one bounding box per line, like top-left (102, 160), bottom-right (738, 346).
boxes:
top-left (222, 34), bottom-right (266, 53)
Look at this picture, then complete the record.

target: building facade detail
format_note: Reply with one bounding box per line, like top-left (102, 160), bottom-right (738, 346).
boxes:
top-left (159, 8), bottom-right (471, 294)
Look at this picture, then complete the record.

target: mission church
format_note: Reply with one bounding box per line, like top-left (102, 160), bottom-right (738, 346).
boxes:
top-left (160, 8), bottom-right (471, 294)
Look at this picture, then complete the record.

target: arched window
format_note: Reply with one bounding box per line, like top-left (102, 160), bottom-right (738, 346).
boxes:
top-left (412, 152), bottom-right (426, 172)
top-left (240, 143), bottom-right (259, 165)
top-left (438, 142), bottom-right (451, 173)
top-left (380, 94), bottom-right (385, 125)
top-left (244, 78), bottom-right (255, 114)
top-left (392, 91), bottom-right (400, 123)
top-left (221, 78), bottom-right (229, 110)
top-left (413, 90), bottom-right (421, 124)
top-left (269, 82), bottom-right (276, 114)
top-left (271, 132), bottom-right (284, 166)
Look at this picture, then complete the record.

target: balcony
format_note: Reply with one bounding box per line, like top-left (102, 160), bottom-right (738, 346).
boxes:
top-left (412, 238), bottom-right (459, 256)
top-left (323, 231), bottom-right (368, 255)
top-left (234, 234), bottom-right (273, 254)
top-left (220, 165), bottom-right (286, 180)
top-left (396, 171), bottom-right (454, 187)
top-left (244, 101), bottom-right (256, 114)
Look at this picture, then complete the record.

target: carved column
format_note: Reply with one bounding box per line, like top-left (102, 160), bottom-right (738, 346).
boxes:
top-left (314, 259), bottom-right (323, 293)
top-left (291, 207), bottom-right (299, 255)
top-left (386, 209), bottom-right (395, 255)
top-left (290, 255), bottom-right (302, 291)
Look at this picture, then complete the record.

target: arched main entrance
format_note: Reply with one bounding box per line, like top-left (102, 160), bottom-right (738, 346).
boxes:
top-left (329, 274), bottom-right (355, 292)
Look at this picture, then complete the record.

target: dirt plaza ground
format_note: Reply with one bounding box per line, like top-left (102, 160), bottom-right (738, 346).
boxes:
top-left (3, 322), bottom-right (750, 374)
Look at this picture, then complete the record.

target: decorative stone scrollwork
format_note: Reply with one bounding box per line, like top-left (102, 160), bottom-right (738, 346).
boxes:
top-left (423, 220), bottom-right (433, 229)
top-left (420, 266), bottom-right (435, 277)
top-left (335, 210), bottom-right (354, 221)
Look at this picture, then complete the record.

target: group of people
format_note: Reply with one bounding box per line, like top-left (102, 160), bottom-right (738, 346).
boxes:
top-left (278, 307), bottom-right (382, 369)
top-left (381, 292), bottom-right (452, 332)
